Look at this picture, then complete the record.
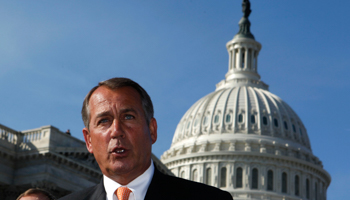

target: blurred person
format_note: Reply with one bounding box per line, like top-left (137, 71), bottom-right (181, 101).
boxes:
top-left (16, 188), bottom-right (56, 200)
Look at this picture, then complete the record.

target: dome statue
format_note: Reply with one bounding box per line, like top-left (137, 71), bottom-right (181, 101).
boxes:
top-left (161, 1), bottom-right (331, 199)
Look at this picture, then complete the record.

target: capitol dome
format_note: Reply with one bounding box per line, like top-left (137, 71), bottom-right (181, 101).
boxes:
top-left (161, 1), bottom-right (330, 200)
top-left (170, 85), bottom-right (311, 153)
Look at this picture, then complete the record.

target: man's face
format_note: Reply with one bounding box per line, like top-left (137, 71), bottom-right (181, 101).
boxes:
top-left (83, 86), bottom-right (157, 184)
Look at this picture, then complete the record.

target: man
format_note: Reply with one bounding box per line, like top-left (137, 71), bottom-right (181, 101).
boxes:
top-left (59, 77), bottom-right (233, 200)
top-left (17, 188), bottom-right (56, 200)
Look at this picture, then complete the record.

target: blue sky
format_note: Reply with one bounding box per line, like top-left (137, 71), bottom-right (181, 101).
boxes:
top-left (0, 1), bottom-right (348, 198)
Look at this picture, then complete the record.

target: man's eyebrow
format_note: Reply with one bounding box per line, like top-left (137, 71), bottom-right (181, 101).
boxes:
top-left (95, 111), bottom-right (111, 119)
top-left (94, 108), bottom-right (137, 119)
top-left (120, 108), bottom-right (137, 114)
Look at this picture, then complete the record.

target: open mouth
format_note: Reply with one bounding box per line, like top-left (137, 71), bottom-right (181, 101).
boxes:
top-left (116, 149), bottom-right (125, 153)
top-left (112, 148), bottom-right (127, 155)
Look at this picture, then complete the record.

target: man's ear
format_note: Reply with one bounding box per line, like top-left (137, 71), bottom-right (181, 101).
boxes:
top-left (149, 118), bottom-right (158, 144)
top-left (83, 127), bottom-right (93, 154)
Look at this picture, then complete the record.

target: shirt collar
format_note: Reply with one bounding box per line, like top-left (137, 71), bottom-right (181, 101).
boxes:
top-left (104, 160), bottom-right (154, 200)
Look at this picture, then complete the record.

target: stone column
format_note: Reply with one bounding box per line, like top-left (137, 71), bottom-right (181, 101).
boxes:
top-left (260, 166), bottom-right (266, 190)
top-left (232, 48), bottom-right (236, 70)
top-left (230, 162), bottom-right (235, 188)
top-left (214, 163), bottom-right (219, 187)
top-left (237, 48), bottom-right (242, 69)
top-left (244, 48), bottom-right (249, 69)
top-left (200, 163), bottom-right (204, 183)
top-left (276, 168), bottom-right (281, 193)
top-left (245, 164), bottom-right (250, 189)
top-left (228, 47), bottom-right (233, 70)
top-left (255, 52), bottom-right (258, 71)
top-left (250, 49), bottom-right (254, 70)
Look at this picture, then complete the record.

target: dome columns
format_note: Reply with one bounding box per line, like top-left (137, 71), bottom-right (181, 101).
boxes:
top-left (230, 46), bottom-right (256, 71)
top-left (163, 153), bottom-right (329, 200)
top-left (226, 38), bottom-right (261, 82)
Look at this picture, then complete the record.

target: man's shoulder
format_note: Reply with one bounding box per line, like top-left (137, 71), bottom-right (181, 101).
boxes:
top-left (165, 174), bottom-right (231, 194)
top-left (58, 183), bottom-right (105, 200)
top-left (148, 169), bottom-right (232, 200)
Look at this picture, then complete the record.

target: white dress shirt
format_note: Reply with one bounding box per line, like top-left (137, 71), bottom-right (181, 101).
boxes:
top-left (104, 161), bottom-right (154, 200)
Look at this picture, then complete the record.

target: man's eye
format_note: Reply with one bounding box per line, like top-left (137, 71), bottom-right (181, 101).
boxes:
top-left (98, 119), bottom-right (109, 124)
top-left (125, 115), bottom-right (134, 120)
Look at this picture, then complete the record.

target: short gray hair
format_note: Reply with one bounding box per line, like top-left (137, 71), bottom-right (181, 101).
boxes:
top-left (81, 77), bottom-right (154, 129)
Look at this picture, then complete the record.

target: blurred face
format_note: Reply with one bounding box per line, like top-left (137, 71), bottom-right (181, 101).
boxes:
top-left (83, 86), bottom-right (157, 185)
top-left (20, 194), bottom-right (49, 200)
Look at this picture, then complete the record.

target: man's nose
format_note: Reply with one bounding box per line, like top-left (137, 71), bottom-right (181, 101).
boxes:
top-left (111, 119), bottom-right (125, 138)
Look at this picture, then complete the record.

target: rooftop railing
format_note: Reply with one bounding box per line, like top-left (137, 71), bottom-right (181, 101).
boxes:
top-left (22, 129), bottom-right (43, 143)
top-left (0, 123), bottom-right (19, 145)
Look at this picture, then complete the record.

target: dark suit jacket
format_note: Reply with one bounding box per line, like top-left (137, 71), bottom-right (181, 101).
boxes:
top-left (59, 167), bottom-right (233, 200)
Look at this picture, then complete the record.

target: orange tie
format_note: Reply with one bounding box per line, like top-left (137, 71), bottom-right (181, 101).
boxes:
top-left (115, 187), bottom-right (132, 200)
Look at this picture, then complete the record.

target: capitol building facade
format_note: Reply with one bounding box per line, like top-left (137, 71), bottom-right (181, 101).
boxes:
top-left (0, 124), bottom-right (170, 199)
top-left (160, 1), bottom-right (331, 200)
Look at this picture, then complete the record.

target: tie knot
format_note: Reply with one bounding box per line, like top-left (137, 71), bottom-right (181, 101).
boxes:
top-left (115, 187), bottom-right (132, 200)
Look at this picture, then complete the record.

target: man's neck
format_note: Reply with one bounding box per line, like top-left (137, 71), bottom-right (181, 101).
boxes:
top-left (106, 160), bottom-right (152, 185)
top-left (103, 161), bottom-right (155, 200)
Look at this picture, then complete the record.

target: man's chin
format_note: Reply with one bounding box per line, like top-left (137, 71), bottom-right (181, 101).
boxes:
top-left (107, 162), bottom-right (134, 175)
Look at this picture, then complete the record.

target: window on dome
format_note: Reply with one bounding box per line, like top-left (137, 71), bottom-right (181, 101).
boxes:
top-left (274, 118), bottom-right (279, 127)
top-left (251, 115), bottom-right (256, 124)
top-left (225, 114), bottom-right (231, 123)
top-left (191, 169), bottom-right (198, 182)
top-left (263, 116), bottom-right (268, 125)
top-left (180, 171), bottom-right (185, 178)
top-left (214, 114), bottom-right (220, 124)
top-left (203, 116), bottom-right (208, 125)
top-left (194, 118), bottom-right (199, 127)
top-left (236, 167), bottom-right (243, 188)
top-left (186, 121), bottom-right (191, 129)
top-left (252, 168), bottom-right (258, 189)
top-left (220, 167), bottom-right (227, 188)
top-left (284, 121), bottom-right (288, 130)
top-left (306, 179), bottom-right (310, 199)
top-left (267, 170), bottom-right (273, 191)
top-left (282, 172), bottom-right (287, 193)
top-left (299, 128), bottom-right (303, 136)
top-left (295, 175), bottom-right (300, 196)
top-left (206, 168), bottom-right (212, 185)
top-left (238, 114), bottom-right (243, 123)
top-left (292, 124), bottom-right (296, 133)
top-left (315, 182), bottom-right (318, 200)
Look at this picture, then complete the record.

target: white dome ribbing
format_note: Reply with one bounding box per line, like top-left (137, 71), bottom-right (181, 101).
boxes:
top-left (170, 86), bottom-right (311, 152)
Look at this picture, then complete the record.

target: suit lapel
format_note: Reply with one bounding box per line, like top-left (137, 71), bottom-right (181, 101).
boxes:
top-left (85, 180), bottom-right (107, 200)
top-left (144, 167), bottom-right (165, 200)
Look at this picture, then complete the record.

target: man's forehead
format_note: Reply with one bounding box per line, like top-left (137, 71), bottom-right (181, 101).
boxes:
top-left (89, 86), bottom-right (142, 108)
top-left (92, 86), bottom-right (132, 98)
